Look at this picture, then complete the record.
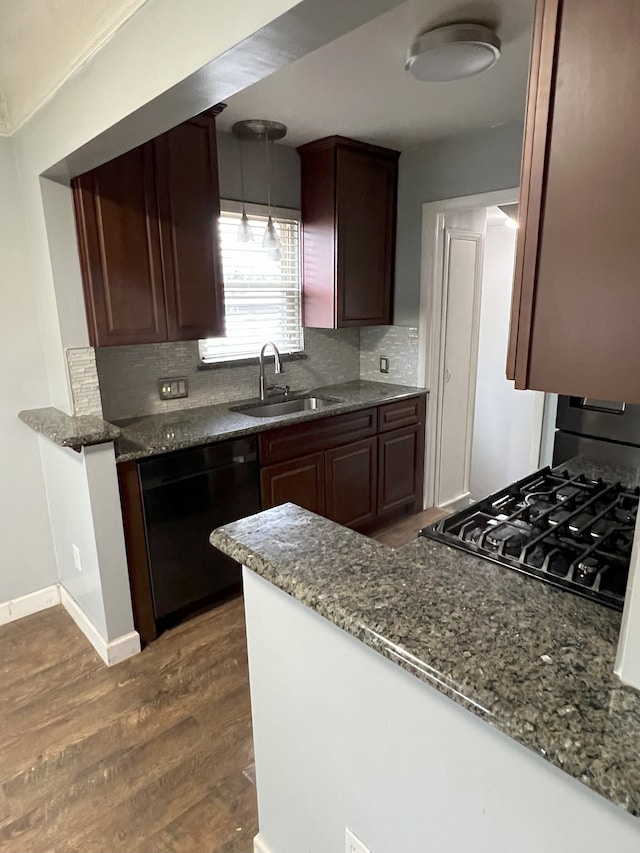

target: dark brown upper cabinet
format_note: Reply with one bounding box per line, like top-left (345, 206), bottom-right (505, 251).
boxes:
top-left (73, 107), bottom-right (225, 347)
top-left (297, 136), bottom-right (399, 329)
top-left (507, 0), bottom-right (640, 403)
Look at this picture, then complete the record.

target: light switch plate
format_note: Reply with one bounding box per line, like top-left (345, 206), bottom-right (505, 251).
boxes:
top-left (379, 356), bottom-right (389, 374)
top-left (159, 377), bottom-right (189, 400)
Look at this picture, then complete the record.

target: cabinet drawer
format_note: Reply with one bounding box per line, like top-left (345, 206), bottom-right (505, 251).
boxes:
top-left (259, 408), bottom-right (377, 465)
top-left (378, 395), bottom-right (425, 434)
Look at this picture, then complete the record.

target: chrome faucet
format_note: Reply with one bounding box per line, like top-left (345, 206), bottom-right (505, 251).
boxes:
top-left (258, 342), bottom-right (288, 401)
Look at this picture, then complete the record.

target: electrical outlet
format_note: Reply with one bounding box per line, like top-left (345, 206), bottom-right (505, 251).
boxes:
top-left (159, 377), bottom-right (189, 400)
top-left (72, 544), bottom-right (82, 573)
top-left (345, 827), bottom-right (371, 853)
top-left (379, 356), bottom-right (389, 374)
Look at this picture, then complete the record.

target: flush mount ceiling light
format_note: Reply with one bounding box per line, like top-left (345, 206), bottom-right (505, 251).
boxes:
top-left (405, 23), bottom-right (501, 83)
top-left (232, 120), bottom-right (288, 252)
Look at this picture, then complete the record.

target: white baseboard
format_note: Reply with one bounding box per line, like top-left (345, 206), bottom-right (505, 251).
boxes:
top-left (1, 583), bottom-right (141, 666)
top-left (59, 586), bottom-right (141, 666)
top-left (0, 584), bottom-right (61, 626)
top-left (254, 834), bottom-right (275, 853)
top-left (438, 491), bottom-right (472, 512)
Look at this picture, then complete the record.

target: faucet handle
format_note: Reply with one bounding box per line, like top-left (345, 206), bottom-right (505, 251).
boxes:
top-left (267, 384), bottom-right (290, 397)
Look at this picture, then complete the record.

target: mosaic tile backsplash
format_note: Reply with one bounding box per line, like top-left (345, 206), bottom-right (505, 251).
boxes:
top-left (96, 328), bottom-right (363, 421)
top-left (360, 326), bottom-right (419, 387)
top-left (66, 347), bottom-right (103, 417)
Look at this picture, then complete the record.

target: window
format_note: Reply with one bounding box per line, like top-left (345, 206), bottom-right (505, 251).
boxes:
top-left (199, 201), bottom-right (303, 364)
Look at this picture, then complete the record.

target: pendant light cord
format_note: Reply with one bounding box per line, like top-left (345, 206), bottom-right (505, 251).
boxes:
top-left (239, 139), bottom-right (247, 213)
top-left (265, 133), bottom-right (273, 214)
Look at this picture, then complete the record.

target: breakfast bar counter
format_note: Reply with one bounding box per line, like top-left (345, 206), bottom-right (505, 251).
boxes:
top-left (211, 502), bottom-right (640, 852)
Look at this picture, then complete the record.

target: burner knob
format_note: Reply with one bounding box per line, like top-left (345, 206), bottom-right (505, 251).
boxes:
top-left (575, 557), bottom-right (600, 586)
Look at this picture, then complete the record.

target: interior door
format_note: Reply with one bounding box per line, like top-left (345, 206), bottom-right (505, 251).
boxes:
top-left (470, 218), bottom-right (545, 500)
top-left (435, 211), bottom-right (485, 508)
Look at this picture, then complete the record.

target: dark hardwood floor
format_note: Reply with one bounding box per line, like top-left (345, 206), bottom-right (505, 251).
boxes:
top-left (371, 506), bottom-right (449, 548)
top-left (0, 506), bottom-right (444, 852)
top-left (0, 596), bottom-right (257, 853)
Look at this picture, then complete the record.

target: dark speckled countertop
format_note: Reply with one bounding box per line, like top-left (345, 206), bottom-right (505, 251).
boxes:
top-left (18, 407), bottom-right (121, 451)
top-left (211, 502), bottom-right (640, 817)
top-left (17, 381), bottom-right (426, 461)
top-left (113, 380), bottom-right (426, 462)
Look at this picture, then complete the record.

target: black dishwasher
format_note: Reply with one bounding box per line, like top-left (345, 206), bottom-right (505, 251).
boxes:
top-left (138, 437), bottom-right (260, 622)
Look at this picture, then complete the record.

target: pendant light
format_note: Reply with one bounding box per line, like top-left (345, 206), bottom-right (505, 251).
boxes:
top-left (236, 136), bottom-right (253, 243)
top-left (262, 131), bottom-right (280, 251)
top-left (231, 119), bottom-right (287, 252)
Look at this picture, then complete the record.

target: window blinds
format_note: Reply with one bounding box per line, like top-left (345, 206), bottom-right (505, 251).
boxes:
top-left (199, 206), bottom-right (303, 364)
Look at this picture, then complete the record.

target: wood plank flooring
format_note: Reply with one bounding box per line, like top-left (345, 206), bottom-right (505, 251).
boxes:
top-left (371, 506), bottom-right (449, 547)
top-left (0, 506), bottom-right (445, 852)
top-left (0, 596), bottom-right (257, 853)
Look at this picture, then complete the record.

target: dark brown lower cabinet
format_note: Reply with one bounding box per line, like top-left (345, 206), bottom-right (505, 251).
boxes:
top-left (260, 452), bottom-right (325, 516)
top-left (118, 397), bottom-right (426, 647)
top-left (325, 437), bottom-right (377, 529)
top-left (378, 425), bottom-right (424, 520)
top-left (259, 395), bottom-right (426, 531)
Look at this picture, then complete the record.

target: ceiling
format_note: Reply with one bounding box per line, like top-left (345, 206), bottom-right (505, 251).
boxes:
top-left (0, 0), bottom-right (148, 134)
top-left (0, 0), bottom-right (533, 145)
top-left (216, 0), bottom-right (535, 150)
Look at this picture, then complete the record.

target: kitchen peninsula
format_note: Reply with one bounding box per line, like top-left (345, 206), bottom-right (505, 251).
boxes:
top-left (212, 503), bottom-right (640, 853)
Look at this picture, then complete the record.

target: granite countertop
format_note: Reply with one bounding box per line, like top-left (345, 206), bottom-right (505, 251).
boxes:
top-left (18, 407), bottom-right (121, 451)
top-left (558, 456), bottom-right (640, 490)
top-left (113, 380), bottom-right (426, 462)
top-left (211, 502), bottom-right (640, 817)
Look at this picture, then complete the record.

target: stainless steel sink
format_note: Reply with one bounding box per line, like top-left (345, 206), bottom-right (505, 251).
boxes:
top-left (233, 395), bottom-right (342, 418)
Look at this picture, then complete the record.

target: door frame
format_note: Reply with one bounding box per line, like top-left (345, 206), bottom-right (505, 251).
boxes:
top-left (433, 228), bottom-right (484, 510)
top-left (418, 188), bottom-right (520, 509)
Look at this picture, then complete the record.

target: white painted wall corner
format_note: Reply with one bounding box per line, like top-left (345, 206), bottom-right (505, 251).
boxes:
top-left (59, 585), bottom-right (140, 665)
top-left (0, 583), bottom-right (140, 666)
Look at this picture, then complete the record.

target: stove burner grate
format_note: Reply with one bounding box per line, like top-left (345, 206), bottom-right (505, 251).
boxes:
top-left (420, 466), bottom-right (638, 610)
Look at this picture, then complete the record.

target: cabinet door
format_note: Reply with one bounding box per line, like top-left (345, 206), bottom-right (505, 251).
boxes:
top-left (508, 0), bottom-right (640, 403)
top-left (298, 136), bottom-right (399, 329)
top-left (377, 425), bottom-right (424, 521)
top-left (261, 452), bottom-right (326, 515)
top-left (336, 146), bottom-right (396, 326)
top-left (72, 143), bottom-right (168, 346)
top-left (325, 437), bottom-right (377, 530)
top-left (155, 114), bottom-right (225, 341)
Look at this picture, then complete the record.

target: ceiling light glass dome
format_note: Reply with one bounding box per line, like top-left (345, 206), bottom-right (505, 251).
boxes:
top-left (405, 23), bottom-right (501, 83)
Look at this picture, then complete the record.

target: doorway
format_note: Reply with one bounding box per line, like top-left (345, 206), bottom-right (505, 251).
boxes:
top-left (418, 189), bottom-right (546, 510)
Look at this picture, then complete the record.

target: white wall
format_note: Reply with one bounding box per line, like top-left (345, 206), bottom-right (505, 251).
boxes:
top-left (39, 441), bottom-right (134, 640)
top-left (470, 219), bottom-right (543, 500)
top-left (395, 120), bottom-right (524, 326)
top-left (0, 137), bottom-right (56, 604)
top-left (244, 570), bottom-right (640, 853)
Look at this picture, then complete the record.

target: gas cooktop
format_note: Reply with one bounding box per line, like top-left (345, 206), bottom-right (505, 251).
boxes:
top-left (420, 467), bottom-right (638, 610)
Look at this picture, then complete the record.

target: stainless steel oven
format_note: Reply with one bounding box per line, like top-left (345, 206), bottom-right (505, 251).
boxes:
top-left (553, 396), bottom-right (640, 468)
